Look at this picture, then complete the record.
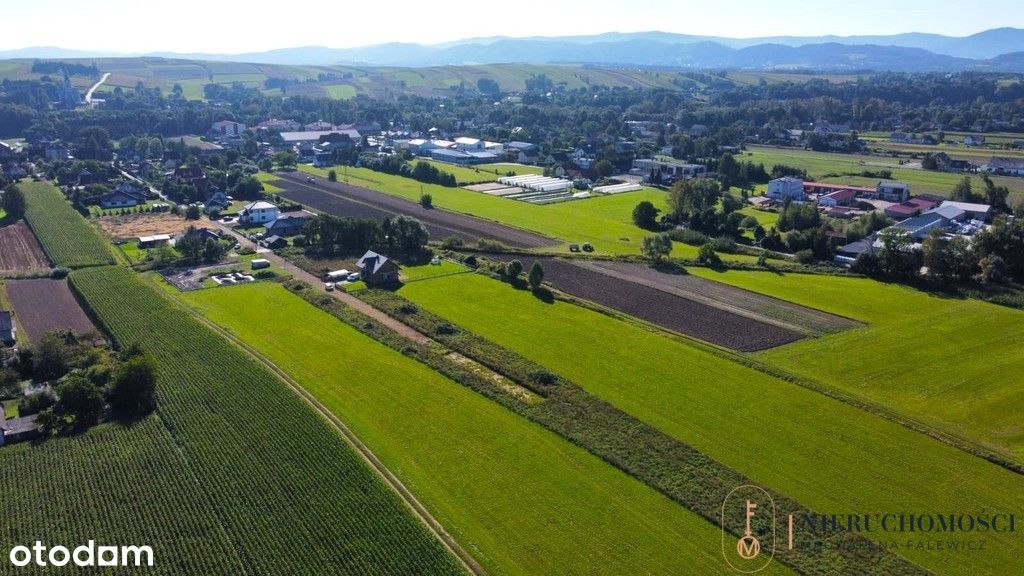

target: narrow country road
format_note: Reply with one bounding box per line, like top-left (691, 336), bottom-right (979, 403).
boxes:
top-left (213, 222), bottom-right (431, 344)
top-left (85, 72), bottom-right (111, 106)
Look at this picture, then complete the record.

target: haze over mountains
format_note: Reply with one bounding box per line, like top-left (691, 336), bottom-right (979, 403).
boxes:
top-left (2, 28), bottom-right (1024, 71)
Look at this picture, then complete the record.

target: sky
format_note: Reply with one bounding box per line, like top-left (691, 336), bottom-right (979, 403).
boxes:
top-left (2, 0), bottom-right (1022, 53)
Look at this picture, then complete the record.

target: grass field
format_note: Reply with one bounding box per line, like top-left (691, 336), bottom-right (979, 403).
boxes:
top-left (177, 281), bottom-right (755, 576)
top-left (255, 171), bottom-right (284, 193)
top-left (69, 266), bottom-right (465, 575)
top-left (742, 145), bottom-right (1024, 204)
top-left (688, 267), bottom-right (1024, 461)
top-left (294, 164), bottom-right (758, 261)
top-left (0, 59), bottom-right (697, 101)
top-left (398, 272), bottom-right (1024, 575)
top-left (20, 180), bottom-right (116, 268)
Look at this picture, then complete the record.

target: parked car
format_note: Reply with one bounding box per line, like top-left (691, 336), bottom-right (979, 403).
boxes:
top-left (582, 242), bottom-right (594, 252)
top-left (347, 273), bottom-right (360, 282)
top-left (324, 282), bottom-right (335, 291)
top-left (569, 244), bottom-right (581, 252)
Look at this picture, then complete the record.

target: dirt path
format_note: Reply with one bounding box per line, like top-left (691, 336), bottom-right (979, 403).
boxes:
top-left (154, 264), bottom-right (485, 575)
top-left (216, 223), bottom-right (431, 343)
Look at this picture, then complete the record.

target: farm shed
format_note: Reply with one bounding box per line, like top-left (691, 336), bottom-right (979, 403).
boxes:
top-left (261, 235), bottom-right (288, 249)
top-left (0, 415), bottom-right (40, 446)
top-left (138, 234), bottom-right (171, 248)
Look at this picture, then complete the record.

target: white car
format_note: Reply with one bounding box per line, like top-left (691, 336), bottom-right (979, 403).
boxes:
top-left (347, 273), bottom-right (360, 282)
top-left (324, 282), bottom-right (335, 291)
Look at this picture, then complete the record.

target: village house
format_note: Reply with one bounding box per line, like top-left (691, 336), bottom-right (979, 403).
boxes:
top-left (766, 177), bottom-right (805, 201)
top-left (875, 181), bottom-right (911, 203)
top-left (356, 250), bottom-right (401, 286)
top-left (207, 120), bottom-right (247, 142)
top-left (264, 214), bottom-right (310, 236)
top-left (982, 157), bottom-right (1024, 177)
top-left (204, 190), bottom-right (231, 213)
top-left (238, 201), bottom-right (280, 225)
top-left (99, 183), bottom-right (147, 209)
top-left (963, 134), bottom-right (986, 147)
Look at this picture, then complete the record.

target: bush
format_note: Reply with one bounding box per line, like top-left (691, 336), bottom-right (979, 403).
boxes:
top-left (794, 249), bottom-right (816, 264)
top-left (19, 390), bottom-right (56, 416)
top-left (327, 170), bottom-right (337, 182)
top-left (529, 370), bottom-right (557, 386)
top-left (420, 193), bottom-right (433, 209)
top-left (668, 228), bottom-right (708, 246)
top-left (505, 259), bottom-right (523, 278)
top-left (50, 267), bottom-right (71, 279)
top-left (697, 242), bottom-right (721, 266)
top-left (710, 236), bottom-right (737, 253)
top-left (291, 235), bottom-right (307, 247)
top-left (440, 236), bottom-right (464, 250)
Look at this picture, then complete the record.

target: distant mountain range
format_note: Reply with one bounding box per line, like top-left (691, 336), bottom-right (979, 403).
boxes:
top-left (3, 28), bottom-right (1024, 72)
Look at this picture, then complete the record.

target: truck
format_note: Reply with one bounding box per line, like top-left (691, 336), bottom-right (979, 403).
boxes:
top-left (251, 259), bottom-right (271, 270)
top-left (324, 269), bottom-right (350, 282)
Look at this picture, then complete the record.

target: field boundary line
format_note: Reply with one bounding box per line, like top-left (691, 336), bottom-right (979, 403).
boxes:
top-left (150, 276), bottom-right (485, 576)
top-left (553, 283), bottom-right (1024, 477)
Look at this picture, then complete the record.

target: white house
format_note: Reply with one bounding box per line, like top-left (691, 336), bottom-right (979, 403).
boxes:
top-left (208, 120), bottom-right (247, 141)
top-left (876, 181), bottom-right (911, 203)
top-left (766, 177), bottom-right (805, 201)
top-left (238, 201), bottom-right (280, 225)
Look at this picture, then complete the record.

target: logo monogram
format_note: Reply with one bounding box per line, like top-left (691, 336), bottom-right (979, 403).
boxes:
top-left (721, 485), bottom-right (775, 573)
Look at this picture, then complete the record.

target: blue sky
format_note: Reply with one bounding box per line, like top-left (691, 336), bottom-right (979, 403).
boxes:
top-left (2, 0), bottom-right (1021, 53)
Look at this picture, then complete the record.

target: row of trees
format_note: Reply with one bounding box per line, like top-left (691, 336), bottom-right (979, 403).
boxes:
top-left (302, 214), bottom-right (429, 256)
top-left (360, 155), bottom-right (458, 187)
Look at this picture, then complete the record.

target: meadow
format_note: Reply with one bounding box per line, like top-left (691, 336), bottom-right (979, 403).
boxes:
top-left (398, 272), bottom-right (1024, 575)
top-left (292, 165), bottom-right (758, 261)
top-left (688, 267), bottom-right (1024, 461)
top-left (20, 180), bottom-right (116, 268)
top-left (742, 145), bottom-right (1024, 203)
top-left (176, 280), bottom-right (756, 576)
top-left (69, 266), bottom-right (465, 575)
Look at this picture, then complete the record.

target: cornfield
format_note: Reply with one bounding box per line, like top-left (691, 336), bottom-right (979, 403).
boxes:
top-left (65, 266), bottom-right (465, 575)
top-left (20, 181), bottom-right (116, 268)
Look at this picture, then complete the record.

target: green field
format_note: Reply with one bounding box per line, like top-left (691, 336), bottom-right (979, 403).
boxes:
top-left (0, 59), bottom-right (698, 101)
top-left (407, 160), bottom-right (543, 185)
top-left (20, 180), bottom-right (116, 268)
top-left (743, 145), bottom-right (1024, 203)
top-left (177, 281), bottom-right (753, 576)
top-left (0, 418), bottom-right (247, 574)
top-left (69, 266), bottom-right (465, 575)
top-left (293, 164), bottom-right (757, 261)
top-left (688, 267), bottom-right (1024, 461)
top-left (397, 272), bottom-right (1024, 575)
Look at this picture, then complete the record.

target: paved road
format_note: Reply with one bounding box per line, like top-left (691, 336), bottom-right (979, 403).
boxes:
top-left (275, 171), bottom-right (558, 248)
top-left (85, 72), bottom-right (111, 106)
